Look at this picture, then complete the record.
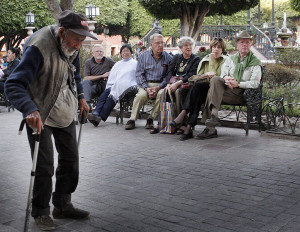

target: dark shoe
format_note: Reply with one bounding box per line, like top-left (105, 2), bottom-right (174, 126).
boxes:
top-left (145, 118), bottom-right (154, 129)
top-left (125, 120), bottom-right (135, 130)
top-left (34, 215), bottom-right (56, 231)
top-left (180, 130), bottom-right (193, 141)
top-left (195, 127), bottom-right (218, 140)
top-left (52, 207), bottom-right (90, 219)
top-left (205, 115), bottom-right (221, 127)
top-left (87, 113), bottom-right (101, 127)
top-left (150, 127), bottom-right (159, 134)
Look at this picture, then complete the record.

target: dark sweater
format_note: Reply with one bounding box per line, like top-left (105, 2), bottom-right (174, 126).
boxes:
top-left (3, 58), bottom-right (20, 79)
top-left (165, 53), bottom-right (200, 83)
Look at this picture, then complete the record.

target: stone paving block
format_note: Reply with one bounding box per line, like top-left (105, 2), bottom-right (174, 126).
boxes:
top-left (1, 111), bottom-right (300, 231)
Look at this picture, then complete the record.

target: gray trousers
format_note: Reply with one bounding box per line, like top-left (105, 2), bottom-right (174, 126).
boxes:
top-left (83, 79), bottom-right (106, 102)
top-left (202, 76), bottom-right (244, 122)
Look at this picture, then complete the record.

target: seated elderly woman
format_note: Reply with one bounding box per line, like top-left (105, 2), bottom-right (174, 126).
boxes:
top-left (150, 36), bottom-right (200, 134)
top-left (88, 44), bottom-right (137, 127)
top-left (170, 37), bottom-right (235, 140)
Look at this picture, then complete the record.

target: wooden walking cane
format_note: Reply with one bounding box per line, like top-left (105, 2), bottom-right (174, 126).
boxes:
top-left (77, 110), bottom-right (87, 150)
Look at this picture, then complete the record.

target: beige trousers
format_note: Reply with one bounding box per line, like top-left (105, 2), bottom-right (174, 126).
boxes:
top-left (129, 83), bottom-right (164, 121)
top-left (201, 76), bottom-right (244, 122)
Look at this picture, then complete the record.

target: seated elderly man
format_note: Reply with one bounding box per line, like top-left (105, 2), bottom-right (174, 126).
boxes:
top-left (83, 44), bottom-right (115, 107)
top-left (125, 33), bottom-right (172, 130)
top-left (197, 31), bottom-right (262, 139)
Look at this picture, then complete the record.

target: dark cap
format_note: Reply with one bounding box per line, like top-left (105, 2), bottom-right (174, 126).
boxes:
top-left (58, 10), bottom-right (98, 40)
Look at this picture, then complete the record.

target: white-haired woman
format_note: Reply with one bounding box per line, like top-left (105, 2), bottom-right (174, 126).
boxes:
top-left (150, 36), bottom-right (200, 134)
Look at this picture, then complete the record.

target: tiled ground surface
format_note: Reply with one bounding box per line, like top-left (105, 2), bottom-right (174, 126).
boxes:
top-left (0, 108), bottom-right (300, 232)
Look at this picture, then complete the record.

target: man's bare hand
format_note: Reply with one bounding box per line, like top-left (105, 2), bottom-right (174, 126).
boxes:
top-left (26, 111), bottom-right (43, 134)
top-left (79, 98), bottom-right (89, 118)
top-left (205, 71), bottom-right (216, 78)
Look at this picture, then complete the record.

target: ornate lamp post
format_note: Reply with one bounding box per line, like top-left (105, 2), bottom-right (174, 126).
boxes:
top-left (25, 11), bottom-right (35, 36)
top-left (84, 1), bottom-right (100, 41)
top-left (85, 1), bottom-right (100, 20)
top-left (82, 0), bottom-right (102, 51)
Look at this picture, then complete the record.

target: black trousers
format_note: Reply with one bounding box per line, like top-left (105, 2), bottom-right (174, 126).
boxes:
top-left (183, 82), bottom-right (210, 127)
top-left (26, 121), bottom-right (79, 217)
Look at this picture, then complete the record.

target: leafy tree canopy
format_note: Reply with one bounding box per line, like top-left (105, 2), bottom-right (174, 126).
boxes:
top-left (139, 0), bottom-right (258, 40)
top-left (0, 0), bottom-right (54, 52)
top-left (73, 0), bottom-right (129, 27)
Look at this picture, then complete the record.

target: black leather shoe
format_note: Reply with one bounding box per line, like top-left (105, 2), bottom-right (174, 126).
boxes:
top-left (87, 113), bottom-right (101, 127)
top-left (205, 115), bottom-right (221, 127)
top-left (125, 120), bottom-right (135, 130)
top-left (195, 127), bottom-right (218, 140)
top-left (179, 130), bottom-right (193, 141)
top-left (145, 118), bottom-right (154, 129)
top-left (52, 207), bottom-right (90, 219)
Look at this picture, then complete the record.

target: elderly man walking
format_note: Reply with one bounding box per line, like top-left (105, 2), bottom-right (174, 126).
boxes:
top-left (196, 31), bottom-right (262, 139)
top-left (5, 10), bottom-right (94, 231)
top-left (125, 33), bottom-right (172, 130)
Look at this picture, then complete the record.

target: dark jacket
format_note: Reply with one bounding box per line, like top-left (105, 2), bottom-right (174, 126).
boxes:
top-left (5, 25), bottom-right (83, 122)
top-left (3, 58), bottom-right (20, 79)
top-left (166, 53), bottom-right (200, 83)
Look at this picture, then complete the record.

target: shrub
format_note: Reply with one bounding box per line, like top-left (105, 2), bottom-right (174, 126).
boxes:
top-left (263, 63), bottom-right (300, 116)
top-left (79, 48), bottom-right (93, 78)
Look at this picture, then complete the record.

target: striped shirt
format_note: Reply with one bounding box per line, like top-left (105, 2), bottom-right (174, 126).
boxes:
top-left (136, 49), bottom-right (172, 89)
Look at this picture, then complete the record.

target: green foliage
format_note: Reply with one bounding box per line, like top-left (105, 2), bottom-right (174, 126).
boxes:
top-left (0, 0), bottom-right (54, 50)
top-left (291, 0), bottom-right (300, 12)
top-left (129, 0), bottom-right (153, 36)
top-left (203, 11), bottom-right (248, 25)
top-left (74, 0), bottom-right (129, 26)
top-left (139, 0), bottom-right (258, 19)
top-left (263, 52), bottom-right (300, 117)
top-left (274, 48), bottom-right (300, 66)
top-left (252, 0), bottom-right (300, 29)
top-left (111, 54), bottom-right (122, 62)
top-left (79, 48), bottom-right (92, 78)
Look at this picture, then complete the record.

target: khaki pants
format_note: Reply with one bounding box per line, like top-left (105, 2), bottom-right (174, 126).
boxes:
top-left (129, 83), bottom-right (164, 121)
top-left (202, 76), bottom-right (244, 122)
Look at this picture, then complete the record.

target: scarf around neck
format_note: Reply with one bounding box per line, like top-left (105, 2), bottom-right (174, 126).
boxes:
top-left (230, 50), bottom-right (261, 82)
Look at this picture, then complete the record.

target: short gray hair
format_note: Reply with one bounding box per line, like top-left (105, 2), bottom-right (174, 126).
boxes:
top-left (178, 36), bottom-right (194, 48)
top-left (150, 33), bottom-right (163, 43)
top-left (92, 44), bottom-right (104, 52)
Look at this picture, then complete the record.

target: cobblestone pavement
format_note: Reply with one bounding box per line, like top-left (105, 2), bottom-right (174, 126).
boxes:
top-left (0, 108), bottom-right (300, 232)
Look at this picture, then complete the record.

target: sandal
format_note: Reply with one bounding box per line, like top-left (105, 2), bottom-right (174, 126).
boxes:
top-left (150, 127), bottom-right (159, 134)
top-left (176, 128), bottom-right (184, 135)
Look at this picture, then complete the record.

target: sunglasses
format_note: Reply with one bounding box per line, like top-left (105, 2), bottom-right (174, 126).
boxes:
top-left (213, 37), bottom-right (223, 42)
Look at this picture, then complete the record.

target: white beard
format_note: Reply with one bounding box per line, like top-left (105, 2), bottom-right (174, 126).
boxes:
top-left (60, 38), bottom-right (76, 58)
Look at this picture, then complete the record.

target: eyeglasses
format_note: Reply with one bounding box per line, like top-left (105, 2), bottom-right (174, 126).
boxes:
top-left (213, 37), bottom-right (223, 42)
top-left (153, 42), bottom-right (164, 45)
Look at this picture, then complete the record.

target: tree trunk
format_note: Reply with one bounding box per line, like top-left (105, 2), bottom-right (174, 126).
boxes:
top-left (60, 0), bottom-right (73, 11)
top-left (180, 3), bottom-right (210, 42)
top-left (44, 0), bottom-right (62, 23)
